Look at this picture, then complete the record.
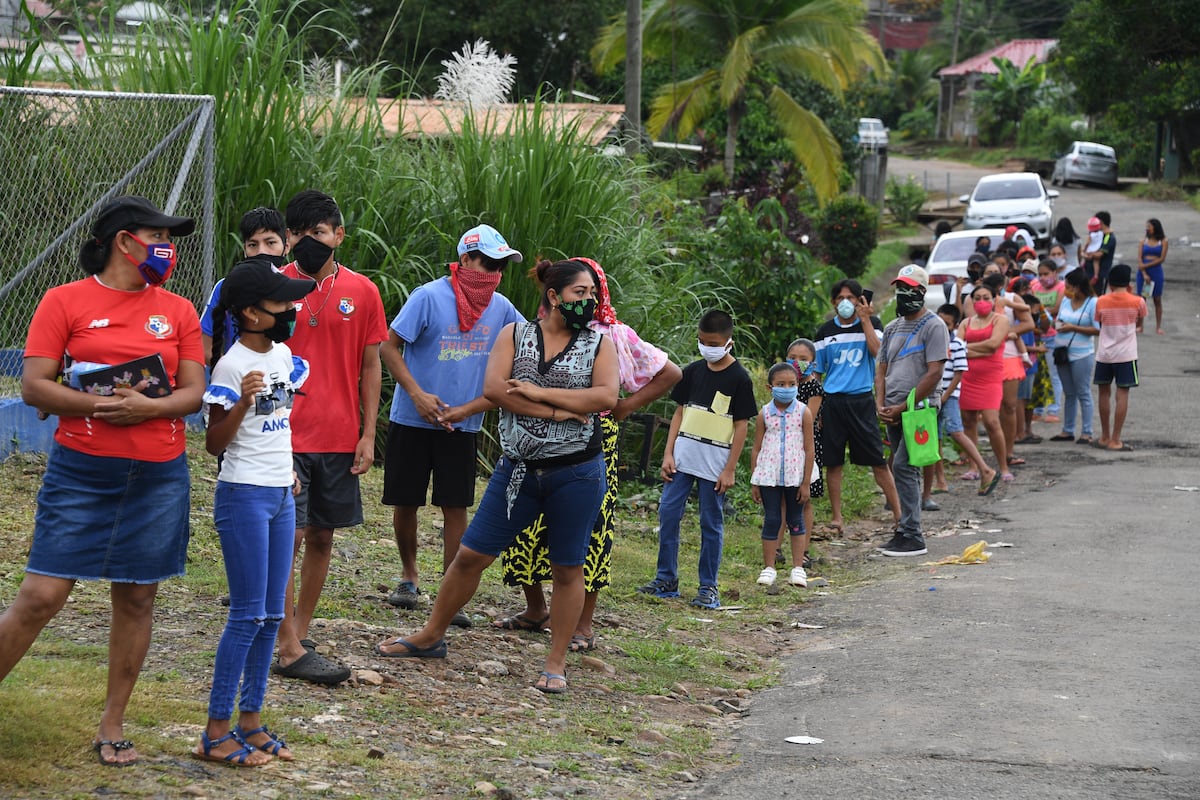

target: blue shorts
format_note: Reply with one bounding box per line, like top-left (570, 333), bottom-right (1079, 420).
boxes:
top-left (1017, 370), bottom-right (1035, 401)
top-left (462, 453), bottom-right (605, 566)
top-left (27, 443), bottom-right (190, 583)
top-left (938, 395), bottom-right (964, 435)
top-left (1094, 360), bottom-right (1138, 388)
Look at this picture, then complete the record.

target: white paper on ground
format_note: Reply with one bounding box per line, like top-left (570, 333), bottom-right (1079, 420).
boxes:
top-left (785, 735), bottom-right (824, 745)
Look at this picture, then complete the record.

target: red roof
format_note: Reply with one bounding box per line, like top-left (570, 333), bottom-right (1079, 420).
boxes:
top-left (938, 39), bottom-right (1057, 77)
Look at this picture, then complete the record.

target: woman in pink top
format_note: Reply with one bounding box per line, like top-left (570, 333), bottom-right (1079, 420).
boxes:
top-left (957, 286), bottom-right (1011, 484)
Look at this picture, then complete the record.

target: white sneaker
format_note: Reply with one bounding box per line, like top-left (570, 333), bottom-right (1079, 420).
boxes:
top-left (788, 566), bottom-right (808, 587)
top-left (757, 566), bottom-right (777, 586)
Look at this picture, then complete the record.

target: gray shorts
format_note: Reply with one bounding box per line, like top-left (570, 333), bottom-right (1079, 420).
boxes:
top-left (293, 452), bottom-right (364, 530)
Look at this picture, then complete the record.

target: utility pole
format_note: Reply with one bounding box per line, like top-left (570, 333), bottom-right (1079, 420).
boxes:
top-left (624, 0), bottom-right (642, 156)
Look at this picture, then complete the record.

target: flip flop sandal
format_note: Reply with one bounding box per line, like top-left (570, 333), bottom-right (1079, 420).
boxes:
top-left (234, 725), bottom-right (292, 761)
top-left (374, 637), bottom-right (448, 659)
top-left (1001, 472), bottom-right (1015, 482)
top-left (569, 633), bottom-right (597, 653)
top-left (978, 473), bottom-right (1001, 496)
top-left (491, 613), bottom-right (550, 632)
top-left (959, 471), bottom-right (980, 481)
top-left (535, 671), bottom-right (568, 694)
top-left (93, 739), bottom-right (136, 767)
top-left (271, 651), bottom-right (351, 684)
top-left (1049, 433), bottom-right (1074, 441)
top-left (1007, 457), bottom-right (1027, 466)
top-left (1075, 436), bottom-right (1093, 445)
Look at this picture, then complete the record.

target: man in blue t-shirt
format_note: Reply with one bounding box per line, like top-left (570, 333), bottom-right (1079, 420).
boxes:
top-left (381, 225), bottom-right (525, 622)
top-left (812, 279), bottom-right (900, 534)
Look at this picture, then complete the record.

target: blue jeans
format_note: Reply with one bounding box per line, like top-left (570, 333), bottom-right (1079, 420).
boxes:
top-left (1057, 353), bottom-right (1095, 437)
top-left (1041, 334), bottom-right (1063, 414)
top-left (462, 454), bottom-right (606, 566)
top-left (758, 485), bottom-right (804, 541)
top-left (208, 482), bottom-right (296, 720)
top-left (656, 472), bottom-right (725, 588)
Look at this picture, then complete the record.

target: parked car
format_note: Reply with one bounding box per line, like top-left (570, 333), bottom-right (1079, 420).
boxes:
top-left (857, 117), bottom-right (888, 150)
top-left (1051, 141), bottom-right (1119, 189)
top-left (959, 172), bottom-right (1058, 245)
top-left (923, 227), bottom-right (1007, 310)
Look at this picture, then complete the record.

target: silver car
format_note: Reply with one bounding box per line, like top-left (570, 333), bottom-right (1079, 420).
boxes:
top-left (1051, 141), bottom-right (1119, 189)
top-left (923, 227), bottom-right (1007, 311)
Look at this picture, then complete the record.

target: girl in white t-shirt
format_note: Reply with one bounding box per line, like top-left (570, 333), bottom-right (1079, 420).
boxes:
top-left (194, 260), bottom-right (314, 766)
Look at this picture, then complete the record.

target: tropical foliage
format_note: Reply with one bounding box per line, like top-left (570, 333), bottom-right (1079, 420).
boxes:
top-left (972, 56), bottom-right (1047, 145)
top-left (592, 0), bottom-right (886, 203)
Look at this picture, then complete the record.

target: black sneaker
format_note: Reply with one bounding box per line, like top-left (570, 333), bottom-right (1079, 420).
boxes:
top-left (387, 580), bottom-right (421, 609)
top-left (876, 534), bottom-right (903, 552)
top-left (450, 609), bottom-right (472, 628)
top-left (879, 538), bottom-right (928, 557)
top-left (635, 577), bottom-right (680, 598)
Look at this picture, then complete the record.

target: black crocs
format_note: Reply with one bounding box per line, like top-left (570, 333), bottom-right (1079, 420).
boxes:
top-left (271, 651), bottom-right (350, 684)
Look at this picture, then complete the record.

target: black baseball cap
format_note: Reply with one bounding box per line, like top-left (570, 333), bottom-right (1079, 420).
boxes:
top-left (91, 195), bottom-right (196, 239)
top-left (220, 259), bottom-right (315, 309)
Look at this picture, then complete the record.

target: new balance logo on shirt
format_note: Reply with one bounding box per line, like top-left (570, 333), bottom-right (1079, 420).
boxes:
top-left (88, 319), bottom-right (110, 328)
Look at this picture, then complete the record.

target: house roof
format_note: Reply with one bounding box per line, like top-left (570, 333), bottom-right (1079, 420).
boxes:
top-left (347, 99), bottom-right (626, 146)
top-left (938, 39), bottom-right (1057, 77)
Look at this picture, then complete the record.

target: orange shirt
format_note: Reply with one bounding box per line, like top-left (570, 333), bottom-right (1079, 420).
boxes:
top-left (24, 277), bottom-right (203, 461)
top-left (1095, 290), bottom-right (1146, 364)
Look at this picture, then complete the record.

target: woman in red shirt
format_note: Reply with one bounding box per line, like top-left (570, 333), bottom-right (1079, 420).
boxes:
top-left (0, 196), bottom-right (205, 766)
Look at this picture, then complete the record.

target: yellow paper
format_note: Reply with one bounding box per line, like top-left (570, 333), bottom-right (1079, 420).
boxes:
top-left (679, 404), bottom-right (734, 445)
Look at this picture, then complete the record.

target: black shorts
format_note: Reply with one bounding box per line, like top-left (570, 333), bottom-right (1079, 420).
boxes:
top-left (1093, 360), bottom-right (1138, 388)
top-left (821, 393), bottom-right (887, 468)
top-left (381, 423), bottom-right (478, 508)
top-left (293, 452), bottom-right (363, 530)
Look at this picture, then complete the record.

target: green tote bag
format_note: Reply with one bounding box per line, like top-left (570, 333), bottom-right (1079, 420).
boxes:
top-left (901, 388), bottom-right (941, 467)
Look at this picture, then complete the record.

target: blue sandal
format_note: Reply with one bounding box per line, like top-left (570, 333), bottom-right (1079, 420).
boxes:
top-left (234, 725), bottom-right (292, 760)
top-left (194, 730), bottom-right (267, 766)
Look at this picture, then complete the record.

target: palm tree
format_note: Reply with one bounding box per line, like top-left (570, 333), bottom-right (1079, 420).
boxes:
top-left (593, 0), bottom-right (886, 203)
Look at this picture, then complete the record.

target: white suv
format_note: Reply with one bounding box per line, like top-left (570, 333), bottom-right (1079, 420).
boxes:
top-left (857, 118), bottom-right (888, 150)
top-left (959, 172), bottom-right (1058, 245)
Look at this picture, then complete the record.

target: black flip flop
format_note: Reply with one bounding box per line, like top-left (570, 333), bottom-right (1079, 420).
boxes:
top-left (491, 613), bottom-right (549, 632)
top-left (374, 637), bottom-right (448, 659)
top-left (93, 739), bottom-right (135, 767)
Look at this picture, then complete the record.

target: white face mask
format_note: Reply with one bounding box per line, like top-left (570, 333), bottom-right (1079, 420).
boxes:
top-left (836, 298), bottom-right (856, 319)
top-left (698, 339), bottom-right (732, 363)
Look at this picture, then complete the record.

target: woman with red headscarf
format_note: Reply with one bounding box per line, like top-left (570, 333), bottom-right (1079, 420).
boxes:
top-left (493, 258), bottom-right (681, 651)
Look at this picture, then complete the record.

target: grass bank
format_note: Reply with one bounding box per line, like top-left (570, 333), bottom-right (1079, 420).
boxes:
top-left (0, 434), bottom-right (891, 798)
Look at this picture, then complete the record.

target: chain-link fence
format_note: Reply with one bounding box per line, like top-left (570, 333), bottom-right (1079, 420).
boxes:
top-left (0, 85), bottom-right (215, 393)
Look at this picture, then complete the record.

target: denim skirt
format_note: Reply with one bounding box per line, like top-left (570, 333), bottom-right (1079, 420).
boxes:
top-left (26, 443), bottom-right (190, 583)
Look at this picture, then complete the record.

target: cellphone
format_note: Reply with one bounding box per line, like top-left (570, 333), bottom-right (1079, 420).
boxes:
top-left (862, 289), bottom-right (874, 303)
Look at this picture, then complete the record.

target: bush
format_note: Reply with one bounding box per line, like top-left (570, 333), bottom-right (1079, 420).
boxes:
top-left (885, 177), bottom-right (927, 225)
top-left (817, 196), bottom-right (879, 278)
top-left (897, 107), bottom-right (935, 141)
top-left (1016, 107), bottom-right (1079, 155)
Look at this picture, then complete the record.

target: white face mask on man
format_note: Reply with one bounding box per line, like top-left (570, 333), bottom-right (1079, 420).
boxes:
top-left (836, 298), bottom-right (856, 319)
top-left (698, 339), bottom-right (732, 363)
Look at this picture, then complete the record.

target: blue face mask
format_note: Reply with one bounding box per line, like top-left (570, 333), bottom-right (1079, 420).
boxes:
top-left (772, 386), bottom-right (798, 405)
top-left (836, 298), bottom-right (856, 319)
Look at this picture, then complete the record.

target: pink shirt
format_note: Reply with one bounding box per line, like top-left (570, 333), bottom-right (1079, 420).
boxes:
top-left (588, 320), bottom-right (668, 393)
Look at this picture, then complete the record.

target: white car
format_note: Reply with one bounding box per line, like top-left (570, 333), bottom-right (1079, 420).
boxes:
top-left (857, 117), bottom-right (888, 150)
top-left (923, 227), bottom-right (1007, 310)
top-left (959, 172), bottom-right (1058, 245)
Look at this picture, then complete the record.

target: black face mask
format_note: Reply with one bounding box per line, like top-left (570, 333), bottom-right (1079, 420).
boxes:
top-left (895, 287), bottom-right (926, 316)
top-left (254, 305), bottom-right (298, 343)
top-left (292, 236), bottom-right (333, 275)
top-left (259, 253), bottom-right (289, 269)
top-left (967, 267), bottom-right (983, 282)
top-left (558, 298), bottom-right (597, 331)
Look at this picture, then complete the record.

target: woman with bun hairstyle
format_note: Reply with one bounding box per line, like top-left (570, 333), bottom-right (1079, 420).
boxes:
top-left (0, 196), bottom-right (204, 766)
top-left (377, 259), bottom-right (618, 695)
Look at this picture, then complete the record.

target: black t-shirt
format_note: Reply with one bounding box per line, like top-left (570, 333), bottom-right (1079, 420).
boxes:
top-left (669, 358), bottom-right (757, 481)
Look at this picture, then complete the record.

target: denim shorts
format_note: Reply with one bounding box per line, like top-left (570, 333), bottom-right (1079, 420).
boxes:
top-left (27, 443), bottom-right (190, 583)
top-left (938, 395), bottom-right (965, 435)
top-left (462, 453), bottom-right (606, 566)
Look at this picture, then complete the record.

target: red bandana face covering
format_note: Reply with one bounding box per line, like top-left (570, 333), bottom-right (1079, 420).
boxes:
top-left (449, 262), bottom-right (502, 331)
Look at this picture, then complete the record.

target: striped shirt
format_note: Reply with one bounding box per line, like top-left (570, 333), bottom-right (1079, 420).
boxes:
top-left (1095, 290), bottom-right (1146, 363)
top-left (939, 333), bottom-right (969, 398)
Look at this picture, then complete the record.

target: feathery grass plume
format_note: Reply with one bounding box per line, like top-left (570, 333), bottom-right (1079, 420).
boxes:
top-left (434, 39), bottom-right (517, 109)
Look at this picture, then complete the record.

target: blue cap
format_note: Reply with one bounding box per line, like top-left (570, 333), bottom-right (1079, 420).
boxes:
top-left (457, 224), bottom-right (523, 263)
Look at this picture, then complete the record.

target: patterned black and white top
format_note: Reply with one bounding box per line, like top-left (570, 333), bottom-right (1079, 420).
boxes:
top-left (498, 321), bottom-right (604, 513)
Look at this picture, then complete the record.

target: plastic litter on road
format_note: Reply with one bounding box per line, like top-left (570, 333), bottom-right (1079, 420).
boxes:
top-left (922, 540), bottom-right (991, 565)
top-left (784, 736), bottom-right (824, 745)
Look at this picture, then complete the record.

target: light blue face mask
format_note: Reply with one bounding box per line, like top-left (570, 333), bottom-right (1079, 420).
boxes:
top-left (772, 386), bottom-right (798, 405)
top-left (836, 298), bottom-right (856, 319)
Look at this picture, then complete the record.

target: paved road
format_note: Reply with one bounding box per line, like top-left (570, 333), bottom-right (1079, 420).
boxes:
top-left (686, 179), bottom-right (1200, 799)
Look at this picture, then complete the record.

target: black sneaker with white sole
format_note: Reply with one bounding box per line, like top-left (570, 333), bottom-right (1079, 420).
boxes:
top-left (879, 538), bottom-right (928, 557)
top-left (876, 534), bottom-right (903, 552)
